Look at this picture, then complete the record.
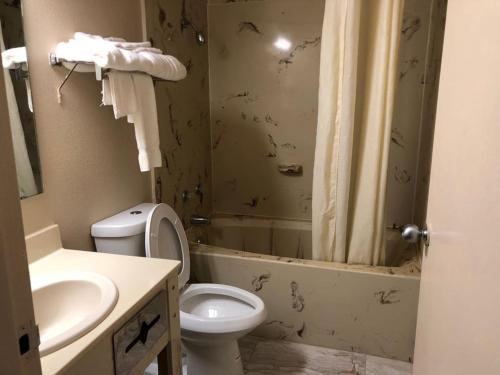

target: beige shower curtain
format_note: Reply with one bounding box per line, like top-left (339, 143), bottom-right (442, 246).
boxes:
top-left (312, 0), bottom-right (404, 265)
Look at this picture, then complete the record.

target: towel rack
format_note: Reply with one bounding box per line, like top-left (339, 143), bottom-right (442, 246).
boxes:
top-left (48, 52), bottom-right (173, 103)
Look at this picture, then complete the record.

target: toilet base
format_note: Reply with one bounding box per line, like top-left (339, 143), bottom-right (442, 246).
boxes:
top-left (183, 339), bottom-right (244, 375)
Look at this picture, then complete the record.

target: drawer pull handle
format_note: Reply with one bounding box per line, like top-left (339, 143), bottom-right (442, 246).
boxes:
top-left (125, 314), bottom-right (161, 353)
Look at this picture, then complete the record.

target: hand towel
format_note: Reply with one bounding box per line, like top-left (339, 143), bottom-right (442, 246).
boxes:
top-left (129, 73), bottom-right (162, 171)
top-left (102, 72), bottom-right (136, 119)
top-left (104, 72), bottom-right (161, 172)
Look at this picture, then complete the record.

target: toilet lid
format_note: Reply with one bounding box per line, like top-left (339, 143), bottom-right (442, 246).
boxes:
top-left (145, 203), bottom-right (190, 289)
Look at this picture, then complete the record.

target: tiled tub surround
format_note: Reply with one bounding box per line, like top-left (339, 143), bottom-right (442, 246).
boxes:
top-left (208, 0), bottom-right (324, 220)
top-left (145, 0), bottom-right (212, 226)
top-left (190, 244), bottom-right (420, 362)
top-left (385, 0), bottom-right (447, 260)
top-left (143, 0), bottom-right (443, 366)
top-left (190, 214), bottom-right (313, 259)
top-left (206, 0), bottom-right (445, 265)
top-left (189, 214), bottom-right (420, 269)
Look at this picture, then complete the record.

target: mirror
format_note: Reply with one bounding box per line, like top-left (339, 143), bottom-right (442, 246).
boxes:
top-left (1, 0), bottom-right (42, 198)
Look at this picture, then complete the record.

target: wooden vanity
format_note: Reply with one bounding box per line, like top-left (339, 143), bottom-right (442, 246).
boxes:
top-left (27, 226), bottom-right (182, 375)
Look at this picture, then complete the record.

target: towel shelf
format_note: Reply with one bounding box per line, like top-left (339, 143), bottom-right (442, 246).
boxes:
top-left (48, 52), bottom-right (173, 103)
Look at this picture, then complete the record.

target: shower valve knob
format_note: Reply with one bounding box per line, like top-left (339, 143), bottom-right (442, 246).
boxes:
top-left (401, 224), bottom-right (430, 246)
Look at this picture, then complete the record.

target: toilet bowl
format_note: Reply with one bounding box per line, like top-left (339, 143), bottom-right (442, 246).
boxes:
top-left (91, 203), bottom-right (267, 375)
top-left (180, 283), bottom-right (266, 375)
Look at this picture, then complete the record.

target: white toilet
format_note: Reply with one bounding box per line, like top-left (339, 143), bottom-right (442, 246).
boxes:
top-left (91, 203), bottom-right (267, 375)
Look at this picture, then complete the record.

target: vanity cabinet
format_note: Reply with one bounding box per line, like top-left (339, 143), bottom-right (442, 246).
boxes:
top-left (62, 275), bottom-right (181, 375)
top-left (114, 291), bottom-right (168, 375)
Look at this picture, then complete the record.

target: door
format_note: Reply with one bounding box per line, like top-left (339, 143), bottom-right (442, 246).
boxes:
top-left (413, 1), bottom-right (500, 374)
top-left (0, 60), bottom-right (41, 372)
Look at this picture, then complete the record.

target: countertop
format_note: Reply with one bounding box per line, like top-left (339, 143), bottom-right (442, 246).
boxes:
top-left (29, 248), bottom-right (180, 374)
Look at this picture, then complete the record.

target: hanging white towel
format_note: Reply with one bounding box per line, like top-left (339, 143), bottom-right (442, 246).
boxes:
top-left (129, 74), bottom-right (162, 171)
top-left (102, 72), bottom-right (136, 119)
top-left (103, 72), bottom-right (161, 172)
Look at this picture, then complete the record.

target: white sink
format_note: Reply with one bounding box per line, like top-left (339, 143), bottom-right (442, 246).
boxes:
top-left (31, 272), bottom-right (118, 356)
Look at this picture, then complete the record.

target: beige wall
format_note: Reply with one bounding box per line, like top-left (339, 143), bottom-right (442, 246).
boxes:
top-left (20, 0), bottom-right (151, 251)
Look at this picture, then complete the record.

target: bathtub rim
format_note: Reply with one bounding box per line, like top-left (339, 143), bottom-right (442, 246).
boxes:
top-left (190, 242), bottom-right (421, 279)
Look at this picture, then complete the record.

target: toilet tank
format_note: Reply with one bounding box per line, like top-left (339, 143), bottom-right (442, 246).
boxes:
top-left (91, 203), bottom-right (156, 257)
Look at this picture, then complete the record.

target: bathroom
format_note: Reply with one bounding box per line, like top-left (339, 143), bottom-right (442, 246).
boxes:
top-left (1, 0), bottom-right (499, 374)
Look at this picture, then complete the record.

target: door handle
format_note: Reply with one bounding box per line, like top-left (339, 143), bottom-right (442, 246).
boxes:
top-left (401, 224), bottom-right (430, 246)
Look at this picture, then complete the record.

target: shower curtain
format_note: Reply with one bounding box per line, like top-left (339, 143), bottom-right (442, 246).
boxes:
top-left (0, 23), bottom-right (38, 198)
top-left (312, 0), bottom-right (403, 265)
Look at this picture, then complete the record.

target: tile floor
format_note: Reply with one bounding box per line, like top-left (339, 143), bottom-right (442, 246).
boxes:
top-left (239, 336), bottom-right (412, 375)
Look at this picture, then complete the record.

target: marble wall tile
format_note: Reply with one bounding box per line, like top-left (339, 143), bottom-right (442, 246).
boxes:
top-left (191, 244), bottom-right (420, 362)
top-left (208, 0), bottom-right (324, 220)
top-left (385, 0), bottom-right (447, 263)
top-left (146, 0), bottom-right (445, 265)
top-left (413, 0), bottom-right (448, 227)
top-left (145, 0), bottom-right (212, 226)
top-left (187, 214), bottom-right (314, 259)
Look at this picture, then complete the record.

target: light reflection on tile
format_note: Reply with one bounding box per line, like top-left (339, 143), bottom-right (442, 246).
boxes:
top-left (208, 0), bottom-right (324, 220)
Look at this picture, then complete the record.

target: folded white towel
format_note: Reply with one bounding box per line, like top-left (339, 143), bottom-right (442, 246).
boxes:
top-left (74, 32), bottom-right (153, 51)
top-left (103, 72), bottom-right (161, 172)
top-left (94, 48), bottom-right (187, 81)
top-left (55, 33), bottom-right (186, 81)
top-left (2, 46), bottom-right (27, 69)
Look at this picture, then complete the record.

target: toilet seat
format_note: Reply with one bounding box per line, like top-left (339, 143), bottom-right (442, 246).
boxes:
top-left (180, 283), bottom-right (266, 334)
top-left (145, 203), bottom-right (190, 288)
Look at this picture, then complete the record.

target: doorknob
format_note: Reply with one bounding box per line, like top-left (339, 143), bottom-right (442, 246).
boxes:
top-left (401, 224), bottom-right (430, 246)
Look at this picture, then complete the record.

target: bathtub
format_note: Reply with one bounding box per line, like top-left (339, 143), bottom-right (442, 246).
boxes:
top-left (188, 214), bottom-right (420, 362)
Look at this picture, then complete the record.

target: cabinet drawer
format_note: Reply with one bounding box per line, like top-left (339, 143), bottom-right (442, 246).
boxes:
top-left (113, 291), bottom-right (168, 375)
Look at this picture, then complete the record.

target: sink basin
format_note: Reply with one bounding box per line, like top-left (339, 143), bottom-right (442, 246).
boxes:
top-left (31, 272), bottom-right (118, 356)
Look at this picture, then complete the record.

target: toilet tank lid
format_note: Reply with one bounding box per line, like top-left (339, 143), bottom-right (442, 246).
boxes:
top-left (91, 203), bottom-right (156, 238)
